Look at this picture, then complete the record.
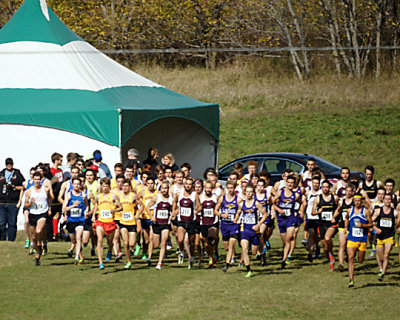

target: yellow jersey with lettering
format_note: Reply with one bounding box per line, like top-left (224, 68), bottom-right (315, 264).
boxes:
top-left (98, 193), bottom-right (115, 223)
top-left (141, 188), bottom-right (157, 219)
top-left (112, 189), bottom-right (123, 220)
top-left (120, 192), bottom-right (136, 225)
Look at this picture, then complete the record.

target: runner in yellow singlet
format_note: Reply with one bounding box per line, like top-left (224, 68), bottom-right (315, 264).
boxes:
top-left (138, 175), bottom-right (157, 266)
top-left (120, 179), bottom-right (143, 269)
top-left (112, 174), bottom-right (125, 262)
top-left (92, 178), bottom-right (122, 270)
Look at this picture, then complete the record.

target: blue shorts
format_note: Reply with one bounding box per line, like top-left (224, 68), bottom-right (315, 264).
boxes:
top-left (240, 227), bottom-right (260, 246)
top-left (220, 222), bottom-right (240, 241)
top-left (140, 218), bottom-right (152, 230)
top-left (295, 215), bottom-right (304, 227)
top-left (277, 216), bottom-right (296, 234)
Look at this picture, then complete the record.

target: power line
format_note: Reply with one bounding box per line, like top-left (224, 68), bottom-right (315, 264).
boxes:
top-left (0, 45), bottom-right (399, 55)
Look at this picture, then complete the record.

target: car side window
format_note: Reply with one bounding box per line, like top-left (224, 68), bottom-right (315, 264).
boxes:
top-left (263, 159), bottom-right (302, 174)
top-left (218, 159), bottom-right (254, 180)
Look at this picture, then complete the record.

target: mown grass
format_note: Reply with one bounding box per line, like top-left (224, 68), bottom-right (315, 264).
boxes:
top-left (136, 63), bottom-right (400, 183)
top-left (1, 232), bottom-right (400, 320)
top-left (2, 64), bottom-right (400, 319)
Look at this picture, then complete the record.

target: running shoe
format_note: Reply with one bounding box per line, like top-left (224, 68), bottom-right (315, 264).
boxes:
top-left (124, 262), bottom-right (132, 269)
top-left (281, 260), bottom-right (286, 269)
top-left (197, 259), bottom-right (203, 267)
top-left (338, 264), bottom-right (344, 272)
top-left (29, 246), bottom-right (35, 255)
top-left (348, 280), bottom-right (354, 288)
top-left (115, 253), bottom-right (123, 263)
top-left (307, 253), bottom-right (313, 263)
top-left (301, 239), bottom-right (307, 247)
top-left (99, 263), bottom-right (105, 270)
top-left (188, 257), bottom-right (194, 270)
top-left (377, 271), bottom-right (383, 277)
top-left (147, 259), bottom-right (151, 267)
top-left (42, 245), bottom-right (47, 256)
top-left (208, 257), bottom-right (214, 269)
top-left (329, 263), bottom-right (334, 272)
top-left (134, 244), bottom-right (141, 256)
top-left (260, 253), bottom-right (266, 267)
top-left (106, 252), bottom-right (112, 261)
top-left (285, 256), bottom-right (291, 265)
top-left (178, 252), bottom-right (184, 265)
top-left (77, 259), bottom-right (84, 265)
top-left (141, 254), bottom-right (148, 261)
top-left (266, 240), bottom-right (271, 250)
top-left (91, 247), bottom-right (96, 257)
top-left (155, 263), bottom-right (162, 270)
top-left (230, 257), bottom-right (236, 264)
top-left (378, 274), bottom-right (384, 282)
top-left (24, 240), bottom-right (30, 249)
top-left (222, 266), bottom-right (228, 273)
top-left (314, 245), bottom-right (320, 259)
top-left (244, 271), bottom-right (253, 278)
top-left (74, 257), bottom-right (79, 265)
top-left (256, 254), bottom-right (261, 261)
top-left (238, 263), bottom-right (243, 268)
top-left (263, 246), bottom-right (267, 254)
top-left (35, 257), bottom-right (41, 266)
top-left (368, 251), bottom-right (375, 258)
top-left (68, 250), bottom-right (73, 258)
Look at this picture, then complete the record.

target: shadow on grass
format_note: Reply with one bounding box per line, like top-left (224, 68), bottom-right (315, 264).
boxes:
top-left (355, 282), bottom-right (400, 289)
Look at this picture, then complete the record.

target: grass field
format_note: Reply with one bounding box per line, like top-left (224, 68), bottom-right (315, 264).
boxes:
top-left (1, 231), bottom-right (400, 320)
top-left (2, 64), bottom-right (400, 319)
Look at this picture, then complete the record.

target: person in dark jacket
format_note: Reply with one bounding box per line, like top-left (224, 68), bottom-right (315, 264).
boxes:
top-left (0, 158), bottom-right (25, 241)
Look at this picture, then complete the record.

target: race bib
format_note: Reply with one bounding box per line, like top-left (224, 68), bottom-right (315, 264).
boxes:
top-left (180, 207), bottom-right (192, 217)
top-left (294, 202), bottom-right (300, 210)
top-left (122, 211), bottom-right (133, 221)
top-left (352, 227), bottom-right (363, 237)
top-left (157, 209), bottom-right (169, 219)
top-left (36, 203), bottom-right (46, 210)
top-left (341, 211), bottom-right (347, 221)
top-left (321, 211), bottom-right (333, 221)
top-left (203, 208), bottom-right (214, 218)
top-left (244, 215), bottom-right (256, 225)
top-left (380, 219), bottom-right (392, 228)
top-left (101, 210), bottom-right (112, 219)
top-left (70, 208), bottom-right (82, 218)
top-left (223, 214), bottom-right (234, 222)
top-left (283, 209), bottom-right (291, 217)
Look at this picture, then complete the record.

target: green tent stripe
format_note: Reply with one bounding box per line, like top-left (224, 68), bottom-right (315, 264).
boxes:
top-left (0, 88), bottom-right (119, 145)
top-left (0, 0), bottom-right (82, 45)
top-left (0, 86), bottom-right (219, 146)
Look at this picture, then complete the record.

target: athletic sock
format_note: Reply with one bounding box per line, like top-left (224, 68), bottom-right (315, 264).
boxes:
top-left (225, 263), bottom-right (230, 269)
top-left (52, 218), bottom-right (59, 236)
top-left (246, 265), bottom-right (251, 272)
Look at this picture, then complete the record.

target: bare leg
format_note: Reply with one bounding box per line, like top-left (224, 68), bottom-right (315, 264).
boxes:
top-left (347, 246), bottom-right (356, 281)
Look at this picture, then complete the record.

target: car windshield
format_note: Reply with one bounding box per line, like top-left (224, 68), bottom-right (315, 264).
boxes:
top-left (263, 158), bottom-right (302, 175)
top-left (218, 159), bottom-right (255, 180)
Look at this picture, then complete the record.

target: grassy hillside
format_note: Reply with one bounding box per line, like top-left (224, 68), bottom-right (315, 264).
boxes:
top-left (136, 63), bottom-right (400, 183)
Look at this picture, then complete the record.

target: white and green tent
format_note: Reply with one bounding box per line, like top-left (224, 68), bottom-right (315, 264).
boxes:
top-left (0, 0), bottom-right (219, 178)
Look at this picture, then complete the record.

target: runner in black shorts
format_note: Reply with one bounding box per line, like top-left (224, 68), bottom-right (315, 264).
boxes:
top-left (147, 181), bottom-right (173, 270)
top-left (172, 177), bottom-right (200, 269)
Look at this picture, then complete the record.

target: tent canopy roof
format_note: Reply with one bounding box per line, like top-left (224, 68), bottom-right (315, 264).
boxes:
top-left (0, 0), bottom-right (219, 147)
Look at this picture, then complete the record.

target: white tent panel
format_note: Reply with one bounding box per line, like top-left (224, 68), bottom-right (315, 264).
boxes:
top-left (0, 41), bottom-right (161, 91)
top-left (0, 124), bottom-right (120, 231)
top-left (122, 117), bottom-right (217, 179)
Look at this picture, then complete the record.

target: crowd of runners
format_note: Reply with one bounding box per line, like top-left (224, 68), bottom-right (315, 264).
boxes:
top-left (5, 147), bottom-right (400, 287)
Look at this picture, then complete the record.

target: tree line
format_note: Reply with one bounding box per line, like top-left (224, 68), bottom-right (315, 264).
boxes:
top-left (1, 0), bottom-right (399, 80)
